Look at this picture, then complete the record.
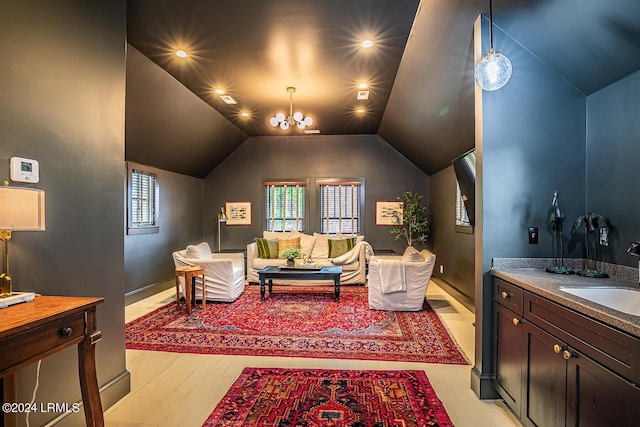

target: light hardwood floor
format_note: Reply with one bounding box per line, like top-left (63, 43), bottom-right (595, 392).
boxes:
top-left (105, 283), bottom-right (522, 426)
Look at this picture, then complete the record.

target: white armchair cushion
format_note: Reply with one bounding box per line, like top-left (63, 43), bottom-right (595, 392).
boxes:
top-left (402, 246), bottom-right (423, 262)
top-left (172, 248), bottom-right (245, 303)
top-left (185, 242), bottom-right (212, 259)
top-left (368, 250), bottom-right (436, 311)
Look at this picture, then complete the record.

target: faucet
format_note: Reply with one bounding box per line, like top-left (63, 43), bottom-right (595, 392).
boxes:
top-left (626, 241), bottom-right (640, 284)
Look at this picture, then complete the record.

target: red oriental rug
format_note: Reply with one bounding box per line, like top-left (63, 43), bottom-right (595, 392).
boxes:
top-left (126, 286), bottom-right (467, 364)
top-left (203, 367), bottom-right (454, 426)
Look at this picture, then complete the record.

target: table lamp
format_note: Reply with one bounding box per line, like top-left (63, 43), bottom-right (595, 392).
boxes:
top-left (0, 183), bottom-right (46, 298)
top-left (217, 206), bottom-right (228, 252)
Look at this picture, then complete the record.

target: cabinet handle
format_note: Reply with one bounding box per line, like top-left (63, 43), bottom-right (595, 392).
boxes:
top-left (562, 350), bottom-right (577, 360)
top-left (60, 327), bottom-right (72, 336)
top-left (553, 344), bottom-right (565, 354)
top-left (512, 318), bottom-right (521, 326)
top-left (501, 291), bottom-right (510, 299)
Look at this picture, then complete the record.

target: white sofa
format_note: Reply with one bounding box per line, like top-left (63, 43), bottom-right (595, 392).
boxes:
top-left (367, 247), bottom-right (436, 311)
top-left (172, 242), bottom-right (245, 302)
top-left (246, 231), bottom-right (373, 285)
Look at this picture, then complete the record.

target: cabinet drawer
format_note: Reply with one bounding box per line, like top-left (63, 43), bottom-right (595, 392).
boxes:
top-left (494, 278), bottom-right (523, 314)
top-left (0, 313), bottom-right (85, 373)
top-left (524, 291), bottom-right (640, 386)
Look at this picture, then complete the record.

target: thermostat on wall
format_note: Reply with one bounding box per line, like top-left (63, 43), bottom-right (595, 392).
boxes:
top-left (10, 157), bottom-right (39, 183)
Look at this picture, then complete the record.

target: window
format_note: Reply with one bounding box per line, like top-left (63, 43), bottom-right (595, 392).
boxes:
top-left (128, 168), bottom-right (158, 234)
top-left (265, 181), bottom-right (306, 231)
top-left (455, 181), bottom-right (470, 227)
top-left (319, 181), bottom-right (363, 234)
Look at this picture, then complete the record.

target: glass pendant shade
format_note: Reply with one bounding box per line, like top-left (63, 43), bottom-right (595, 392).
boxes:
top-left (475, 49), bottom-right (512, 91)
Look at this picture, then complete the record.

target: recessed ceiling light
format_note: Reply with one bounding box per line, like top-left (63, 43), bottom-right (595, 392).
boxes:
top-left (304, 129), bottom-right (320, 134)
top-left (240, 112), bottom-right (250, 117)
top-left (357, 91), bottom-right (370, 100)
top-left (219, 95), bottom-right (237, 105)
top-left (356, 108), bottom-right (366, 114)
top-left (176, 50), bottom-right (188, 58)
top-left (358, 83), bottom-right (368, 89)
top-left (361, 40), bottom-right (373, 49)
top-left (214, 89), bottom-right (225, 95)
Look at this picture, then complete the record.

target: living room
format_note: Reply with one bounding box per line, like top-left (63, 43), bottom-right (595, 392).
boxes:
top-left (2, 1), bottom-right (640, 426)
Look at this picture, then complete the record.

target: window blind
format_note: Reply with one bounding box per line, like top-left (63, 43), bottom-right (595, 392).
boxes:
top-left (455, 181), bottom-right (470, 227)
top-left (265, 182), bottom-right (305, 231)
top-left (131, 169), bottom-right (157, 227)
top-left (320, 182), bottom-right (361, 234)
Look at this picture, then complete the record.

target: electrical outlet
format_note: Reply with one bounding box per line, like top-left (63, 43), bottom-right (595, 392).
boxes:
top-left (528, 227), bottom-right (539, 244)
top-left (439, 265), bottom-right (444, 274)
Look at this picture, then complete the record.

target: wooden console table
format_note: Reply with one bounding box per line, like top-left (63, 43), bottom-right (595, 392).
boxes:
top-left (0, 296), bottom-right (104, 427)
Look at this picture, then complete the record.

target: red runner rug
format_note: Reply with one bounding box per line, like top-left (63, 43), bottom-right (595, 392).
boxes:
top-left (203, 367), bottom-right (454, 426)
top-left (126, 286), bottom-right (467, 364)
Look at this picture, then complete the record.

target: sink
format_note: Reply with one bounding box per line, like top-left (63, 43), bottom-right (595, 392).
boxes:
top-left (559, 287), bottom-right (640, 316)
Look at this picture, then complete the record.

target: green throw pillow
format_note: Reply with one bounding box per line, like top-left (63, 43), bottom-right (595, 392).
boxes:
top-left (328, 237), bottom-right (356, 258)
top-left (254, 238), bottom-right (278, 259)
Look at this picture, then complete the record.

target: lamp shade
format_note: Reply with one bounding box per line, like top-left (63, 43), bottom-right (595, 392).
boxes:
top-left (0, 186), bottom-right (46, 231)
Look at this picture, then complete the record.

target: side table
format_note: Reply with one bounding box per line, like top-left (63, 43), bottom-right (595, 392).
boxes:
top-left (175, 265), bottom-right (205, 314)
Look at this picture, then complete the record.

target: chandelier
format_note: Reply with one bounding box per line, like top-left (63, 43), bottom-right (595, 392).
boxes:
top-left (474, 0), bottom-right (512, 91)
top-left (270, 87), bottom-right (313, 130)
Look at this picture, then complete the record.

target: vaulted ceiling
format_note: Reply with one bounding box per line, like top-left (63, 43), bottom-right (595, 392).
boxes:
top-left (126, 0), bottom-right (640, 178)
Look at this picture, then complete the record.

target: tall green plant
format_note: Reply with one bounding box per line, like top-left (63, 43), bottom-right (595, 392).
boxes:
top-left (390, 191), bottom-right (430, 247)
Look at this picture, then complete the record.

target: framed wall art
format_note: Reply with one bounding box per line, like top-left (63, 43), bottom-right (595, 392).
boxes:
top-left (225, 201), bottom-right (252, 225)
top-left (375, 200), bottom-right (403, 226)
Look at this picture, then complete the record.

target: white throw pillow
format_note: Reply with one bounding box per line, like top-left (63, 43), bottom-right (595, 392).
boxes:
top-left (185, 242), bottom-right (212, 259)
top-left (263, 231), bottom-right (294, 240)
top-left (312, 233), bottom-right (330, 258)
top-left (402, 246), bottom-right (423, 262)
top-left (292, 231), bottom-right (317, 256)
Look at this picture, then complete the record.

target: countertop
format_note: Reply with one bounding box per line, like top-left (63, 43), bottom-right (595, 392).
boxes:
top-left (491, 268), bottom-right (640, 337)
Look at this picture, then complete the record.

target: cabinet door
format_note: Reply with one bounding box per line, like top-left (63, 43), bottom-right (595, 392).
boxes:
top-left (523, 322), bottom-right (566, 427)
top-left (493, 303), bottom-right (523, 416)
top-left (567, 350), bottom-right (640, 427)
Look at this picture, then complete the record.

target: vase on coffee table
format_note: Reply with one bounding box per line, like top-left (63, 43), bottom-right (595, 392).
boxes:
top-left (286, 258), bottom-right (295, 267)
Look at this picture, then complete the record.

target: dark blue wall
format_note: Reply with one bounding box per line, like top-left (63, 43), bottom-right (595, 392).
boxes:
top-left (586, 70), bottom-right (640, 266)
top-left (203, 134), bottom-right (430, 254)
top-left (430, 166), bottom-right (475, 306)
top-left (124, 162), bottom-right (204, 295)
top-left (0, 1), bottom-right (129, 424)
top-left (473, 15), bottom-right (587, 397)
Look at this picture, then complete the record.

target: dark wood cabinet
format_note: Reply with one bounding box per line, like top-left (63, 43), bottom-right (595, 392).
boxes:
top-left (494, 305), bottom-right (523, 414)
top-left (567, 348), bottom-right (640, 427)
top-left (522, 321), bottom-right (567, 427)
top-left (493, 277), bottom-right (640, 427)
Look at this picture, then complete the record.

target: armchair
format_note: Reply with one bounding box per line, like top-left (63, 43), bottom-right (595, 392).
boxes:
top-left (367, 247), bottom-right (436, 311)
top-left (172, 242), bottom-right (245, 303)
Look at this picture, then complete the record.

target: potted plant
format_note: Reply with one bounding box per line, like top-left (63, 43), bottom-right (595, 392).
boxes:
top-left (390, 191), bottom-right (430, 247)
top-left (281, 247), bottom-right (302, 267)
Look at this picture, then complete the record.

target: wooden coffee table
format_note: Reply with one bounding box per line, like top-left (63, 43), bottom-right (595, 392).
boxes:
top-left (258, 265), bottom-right (343, 301)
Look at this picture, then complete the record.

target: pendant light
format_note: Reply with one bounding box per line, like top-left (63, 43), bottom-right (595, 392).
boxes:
top-left (475, 0), bottom-right (512, 91)
top-left (270, 87), bottom-right (313, 130)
